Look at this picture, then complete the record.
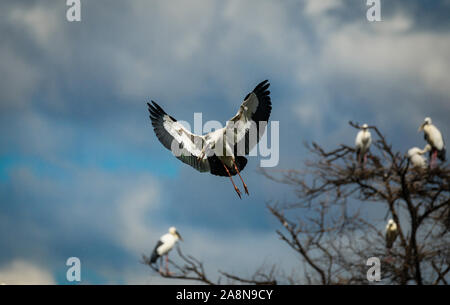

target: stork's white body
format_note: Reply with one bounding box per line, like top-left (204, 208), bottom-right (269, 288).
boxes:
top-left (385, 219), bottom-right (398, 249)
top-left (407, 145), bottom-right (430, 169)
top-left (419, 117), bottom-right (446, 165)
top-left (202, 127), bottom-right (236, 168)
top-left (156, 232), bottom-right (178, 257)
top-left (355, 125), bottom-right (372, 163)
top-left (423, 124), bottom-right (444, 151)
top-left (408, 150), bottom-right (427, 169)
top-left (355, 130), bottom-right (371, 153)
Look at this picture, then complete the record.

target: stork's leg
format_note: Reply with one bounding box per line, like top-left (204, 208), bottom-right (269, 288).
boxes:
top-left (385, 252), bottom-right (393, 264)
top-left (165, 255), bottom-right (170, 275)
top-left (197, 148), bottom-right (206, 162)
top-left (430, 150), bottom-right (436, 169)
top-left (232, 158), bottom-right (249, 195)
top-left (220, 159), bottom-right (242, 199)
top-left (197, 143), bottom-right (211, 162)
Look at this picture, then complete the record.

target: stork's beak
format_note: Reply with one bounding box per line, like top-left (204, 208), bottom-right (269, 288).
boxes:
top-left (418, 123), bottom-right (425, 132)
top-left (176, 232), bottom-right (183, 241)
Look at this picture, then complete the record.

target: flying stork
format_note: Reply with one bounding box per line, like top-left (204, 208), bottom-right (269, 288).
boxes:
top-left (418, 117), bottom-right (446, 168)
top-left (355, 124), bottom-right (372, 165)
top-left (407, 145), bottom-right (431, 169)
top-left (147, 80), bottom-right (272, 198)
top-left (150, 227), bottom-right (183, 275)
top-left (385, 219), bottom-right (398, 250)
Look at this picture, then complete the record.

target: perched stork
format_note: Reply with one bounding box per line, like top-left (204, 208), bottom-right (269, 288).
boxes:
top-left (385, 219), bottom-right (398, 250)
top-left (150, 227), bottom-right (183, 275)
top-left (407, 145), bottom-right (431, 169)
top-left (147, 80), bottom-right (271, 198)
top-left (355, 124), bottom-right (372, 165)
top-left (419, 117), bottom-right (446, 168)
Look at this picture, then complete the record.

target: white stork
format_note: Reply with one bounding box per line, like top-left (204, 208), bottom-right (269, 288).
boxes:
top-left (385, 219), bottom-right (398, 250)
top-left (355, 124), bottom-right (372, 165)
top-left (150, 227), bottom-right (183, 274)
top-left (419, 117), bottom-right (446, 168)
top-left (407, 145), bottom-right (431, 169)
top-left (147, 80), bottom-right (272, 198)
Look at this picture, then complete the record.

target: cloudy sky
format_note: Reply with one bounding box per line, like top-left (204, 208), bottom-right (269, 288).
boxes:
top-left (0, 0), bottom-right (449, 284)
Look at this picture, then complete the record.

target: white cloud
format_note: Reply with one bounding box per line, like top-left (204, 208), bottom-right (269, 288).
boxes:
top-left (1, 2), bottom-right (64, 109)
top-left (8, 5), bottom-right (59, 47)
top-left (304, 0), bottom-right (343, 17)
top-left (0, 47), bottom-right (40, 110)
top-left (0, 260), bottom-right (55, 285)
top-left (375, 14), bottom-right (413, 33)
top-left (116, 178), bottom-right (161, 255)
top-left (318, 20), bottom-right (450, 129)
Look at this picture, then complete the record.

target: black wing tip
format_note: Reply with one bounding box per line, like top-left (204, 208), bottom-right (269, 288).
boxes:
top-left (254, 80), bottom-right (271, 99)
top-left (256, 79), bottom-right (270, 87)
top-left (147, 100), bottom-right (156, 112)
top-left (146, 100), bottom-right (160, 107)
top-left (253, 80), bottom-right (271, 95)
top-left (249, 79), bottom-right (272, 123)
top-left (244, 80), bottom-right (271, 101)
top-left (147, 100), bottom-right (168, 118)
top-left (151, 100), bottom-right (160, 108)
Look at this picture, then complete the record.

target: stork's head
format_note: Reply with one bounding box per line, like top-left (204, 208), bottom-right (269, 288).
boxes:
top-left (418, 117), bottom-right (432, 132)
top-left (387, 219), bottom-right (397, 231)
top-left (361, 124), bottom-right (369, 130)
top-left (169, 226), bottom-right (183, 241)
top-left (422, 144), bottom-right (432, 154)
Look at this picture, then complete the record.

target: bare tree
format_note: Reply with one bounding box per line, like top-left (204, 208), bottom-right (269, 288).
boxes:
top-left (142, 246), bottom-right (277, 285)
top-left (143, 122), bottom-right (449, 285)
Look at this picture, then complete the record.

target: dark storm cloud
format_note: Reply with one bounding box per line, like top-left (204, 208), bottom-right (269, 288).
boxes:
top-left (0, 0), bottom-right (449, 283)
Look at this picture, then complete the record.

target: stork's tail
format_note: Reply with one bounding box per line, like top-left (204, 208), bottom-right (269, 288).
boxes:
top-left (150, 240), bottom-right (163, 264)
top-left (208, 155), bottom-right (248, 177)
top-left (150, 250), bottom-right (159, 264)
top-left (438, 148), bottom-right (446, 162)
top-left (386, 240), bottom-right (393, 250)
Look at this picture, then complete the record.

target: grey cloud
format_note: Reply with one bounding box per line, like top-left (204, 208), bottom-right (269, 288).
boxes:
top-left (1, 0), bottom-right (449, 284)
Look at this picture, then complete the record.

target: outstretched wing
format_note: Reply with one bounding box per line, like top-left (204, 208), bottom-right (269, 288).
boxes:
top-left (225, 80), bottom-right (272, 156)
top-left (147, 101), bottom-right (210, 172)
